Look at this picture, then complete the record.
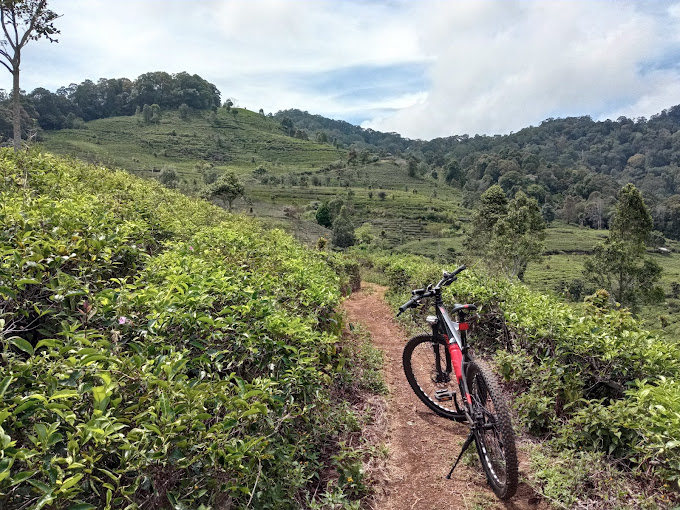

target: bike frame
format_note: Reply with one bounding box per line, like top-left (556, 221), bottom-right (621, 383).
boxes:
top-left (430, 289), bottom-right (474, 423)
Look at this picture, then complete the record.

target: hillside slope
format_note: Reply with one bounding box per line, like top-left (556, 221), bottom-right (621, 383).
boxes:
top-left (37, 106), bottom-right (680, 339)
top-left (38, 110), bottom-right (469, 250)
top-left (40, 108), bottom-right (344, 179)
top-left (0, 150), bottom-right (377, 509)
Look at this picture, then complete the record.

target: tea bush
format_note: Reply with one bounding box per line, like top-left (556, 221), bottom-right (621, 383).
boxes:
top-left (367, 251), bottom-right (680, 491)
top-left (0, 150), bottom-right (374, 509)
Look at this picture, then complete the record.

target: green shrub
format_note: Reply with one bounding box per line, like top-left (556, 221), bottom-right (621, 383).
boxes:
top-left (0, 150), bottom-right (375, 509)
top-left (364, 250), bottom-right (680, 486)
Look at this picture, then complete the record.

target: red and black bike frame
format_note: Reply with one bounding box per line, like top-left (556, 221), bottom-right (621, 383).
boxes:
top-left (431, 289), bottom-right (476, 423)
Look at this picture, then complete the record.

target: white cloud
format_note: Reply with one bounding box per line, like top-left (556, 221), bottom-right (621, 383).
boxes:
top-left (365, 0), bottom-right (680, 138)
top-left (8, 0), bottom-right (680, 139)
top-left (17, 0), bottom-right (424, 87)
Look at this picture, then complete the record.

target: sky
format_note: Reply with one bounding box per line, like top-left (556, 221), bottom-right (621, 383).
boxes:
top-left (8, 0), bottom-right (680, 140)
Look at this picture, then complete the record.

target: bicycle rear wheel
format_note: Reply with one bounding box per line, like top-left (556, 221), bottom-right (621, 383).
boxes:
top-left (403, 334), bottom-right (465, 421)
top-left (466, 360), bottom-right (518, 499)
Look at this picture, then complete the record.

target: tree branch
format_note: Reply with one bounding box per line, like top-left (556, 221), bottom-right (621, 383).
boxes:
top-left (11, 7), bottom-right (19, 50)
top-left (0, 7), bottom-right (16, 51)
top-left (0, 56), bottom-right (12, 73)
top-left (17, 4), bottom-right (33, 49)
top-left (18, 0), bottom-right (46, 49)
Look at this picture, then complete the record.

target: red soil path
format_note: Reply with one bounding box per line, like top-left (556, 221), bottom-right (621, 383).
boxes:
top-left (342, 283), bottom-right (547, 510)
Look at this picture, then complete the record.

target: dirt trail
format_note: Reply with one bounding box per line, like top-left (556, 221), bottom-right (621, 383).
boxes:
top-left (342, 283), bottom-right (546, 510)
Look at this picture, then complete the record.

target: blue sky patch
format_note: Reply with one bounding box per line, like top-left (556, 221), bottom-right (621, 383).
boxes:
top-left (286, 63), bottom-right (429, 104)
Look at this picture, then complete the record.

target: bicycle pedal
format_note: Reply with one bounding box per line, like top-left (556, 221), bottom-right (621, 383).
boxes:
top-left (435, 389), bottom-right (454, 401)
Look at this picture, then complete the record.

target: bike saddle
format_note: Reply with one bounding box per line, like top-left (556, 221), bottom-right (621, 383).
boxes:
top-left (450, 303), bottom-right (477, 314)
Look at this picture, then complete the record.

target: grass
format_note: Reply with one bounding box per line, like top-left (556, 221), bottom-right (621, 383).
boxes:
top-left (543, 222), bottom-right (608, 253)
top-left (40, 107), bottom-right (344, 178)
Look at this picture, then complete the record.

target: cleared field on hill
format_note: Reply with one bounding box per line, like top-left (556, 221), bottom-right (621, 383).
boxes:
top-left (243, 181), bottom-right (466, 246)
top-left (40, 108), bottom-right (344, 177)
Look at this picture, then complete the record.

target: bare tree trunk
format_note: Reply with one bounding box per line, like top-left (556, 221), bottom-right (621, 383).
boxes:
top-left (12, 67), bottom-right (20, 151)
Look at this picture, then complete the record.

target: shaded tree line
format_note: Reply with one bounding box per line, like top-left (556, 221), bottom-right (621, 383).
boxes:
top-left (0, 71), bottom-right (221, 133)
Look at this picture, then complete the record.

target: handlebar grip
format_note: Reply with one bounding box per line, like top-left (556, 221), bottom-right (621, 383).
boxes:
top-left (451, 264), bottom-right (466, 276)
top-left (398, 297), bottom-right (419, 316)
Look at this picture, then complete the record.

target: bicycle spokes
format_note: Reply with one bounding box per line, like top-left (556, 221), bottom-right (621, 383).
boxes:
top-left (470, 376), bottom-right (508, 486)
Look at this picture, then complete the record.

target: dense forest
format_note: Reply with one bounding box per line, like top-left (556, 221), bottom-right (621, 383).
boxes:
top-left (0, 71), bottom-right (221, 133)
top-left (277, 107), bottom-right (680, 240)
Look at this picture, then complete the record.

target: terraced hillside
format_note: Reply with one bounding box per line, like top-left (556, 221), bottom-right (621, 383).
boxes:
top-left (40, 108), bottom-right (344, 178)
top-left (39, 108), bottom-right (680, 340)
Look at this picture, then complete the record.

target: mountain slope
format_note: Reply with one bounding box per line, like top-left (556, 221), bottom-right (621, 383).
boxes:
top-left (40, 107), bottom-right (344, 179)
top-left (0, 149), bottom-right (378, 509)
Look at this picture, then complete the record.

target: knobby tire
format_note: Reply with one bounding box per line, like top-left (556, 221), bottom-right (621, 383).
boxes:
top-left (466, 360), bottom-right (518, 499)
top-left (402, 334), bottom-right (465, 422)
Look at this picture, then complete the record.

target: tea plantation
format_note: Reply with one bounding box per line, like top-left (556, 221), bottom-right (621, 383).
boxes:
top-left (366, 252), bottom-right (680, 507)
top-left (0, 150), bottom-right (374, 509)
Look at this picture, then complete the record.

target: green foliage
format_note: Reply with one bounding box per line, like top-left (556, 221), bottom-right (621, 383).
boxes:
top-left (464, 184), bottom-right (507, 255)
top-left (364, 251), bottom-right (680, 491)
top-left (466, 187), bottom-right (545, 279)
top-left (315, 202), bottom-right (332, 228)
top-left (332, 206), bottom-right (355, 249)
top-left (584, 184), bottom-right (663, 308)
top-left (178, 103), bottom-right (190, 120)
top-left (611, 183), bottom-right (654, 245)
top-left (526, 446), bottom-right (672, 508)
top-left (489, 191), bottom-right (546, 279)
top-left (354, 223), bottom-right (376, 245)
top-left (150, 104), bottom-right (161, 124)
top-left (561, 377), bottom-right (680, 484)
top-left (200, 170), bottom-right (244, 211)
top-left (322, 253), bottom-right (361, 294)
top-left (158, 166), bottom-right (179, 189)
top-left (0, 150), bottom-right (378, 509)
top-left (444, 159), bottom-right (463, 185)
top-left (142, 104), bottom-right (152, 123)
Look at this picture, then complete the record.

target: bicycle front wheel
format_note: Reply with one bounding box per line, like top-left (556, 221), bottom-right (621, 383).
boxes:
top-left (403, 334), bottom-right (465, 421)
top-left (466, 360), bottom-right (518, 499)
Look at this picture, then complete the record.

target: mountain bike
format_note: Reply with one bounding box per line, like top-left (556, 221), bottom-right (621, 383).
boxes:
top-left (397, 265), bottom-right (518, 499)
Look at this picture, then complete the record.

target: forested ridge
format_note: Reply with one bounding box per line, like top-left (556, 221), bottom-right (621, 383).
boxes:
top-left (0, 71), bottom-right (221, 132)
top-left (278, 107), bottom-right (680, 240)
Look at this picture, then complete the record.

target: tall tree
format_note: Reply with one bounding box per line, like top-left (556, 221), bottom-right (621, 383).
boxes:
top-left (158, 167), bottom-right (179, 189)
top-left (331, 205), bottom-right (355, 248)
top-left (464, 184), bottom-right (508, 255)
top-left (489, 191), bottom-right (546, 280)
top-left (445, 158), bottom-right (463, 185)
top-left (407, 157), bottom-right (418, 177)
top-left (584, 184), bottom-right (662, 308)
top-left (610, 183), bottom-right (654, 245)
top-left (315, 202), bottom-right (332, 228)
top-left (0, 0), bottom-right (60, 150)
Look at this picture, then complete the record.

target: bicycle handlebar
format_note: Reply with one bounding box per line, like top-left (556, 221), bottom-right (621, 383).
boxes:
top-left (396, 265), bottom-right (467, 316)
top-left (441, 264), bottom-right (466, 283)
